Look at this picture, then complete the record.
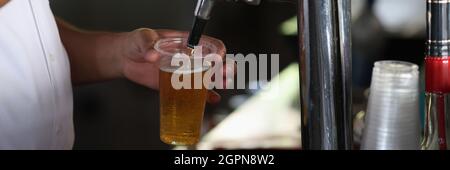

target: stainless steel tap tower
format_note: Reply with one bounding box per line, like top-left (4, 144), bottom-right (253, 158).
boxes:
top-left (297, 0), bottom-right (352, 150)
top-left (189, 0), bottom-right (353, 150)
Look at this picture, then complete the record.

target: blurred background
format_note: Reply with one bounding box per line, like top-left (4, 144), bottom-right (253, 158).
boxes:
top-left (49, 0), bottom-right (426, 150)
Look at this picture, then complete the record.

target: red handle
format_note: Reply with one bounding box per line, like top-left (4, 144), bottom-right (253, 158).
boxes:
top-left (425, 57), bottom-right (450, 93)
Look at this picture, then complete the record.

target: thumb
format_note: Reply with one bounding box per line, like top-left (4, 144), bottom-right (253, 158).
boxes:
top-left (144, 50), bottom-right (160, 63)
top-left (133, 28), bottom-right (161, 63)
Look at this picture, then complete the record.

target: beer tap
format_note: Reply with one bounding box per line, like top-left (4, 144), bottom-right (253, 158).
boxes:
top-left (187, 0), bottom-right (262, 49)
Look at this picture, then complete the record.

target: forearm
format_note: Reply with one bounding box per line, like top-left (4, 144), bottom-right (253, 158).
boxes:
top-left (56, 19), bottom-right (126, 85)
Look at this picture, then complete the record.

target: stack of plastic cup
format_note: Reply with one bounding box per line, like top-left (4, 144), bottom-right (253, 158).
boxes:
top-left (361, 60), bottom-right (421, 150)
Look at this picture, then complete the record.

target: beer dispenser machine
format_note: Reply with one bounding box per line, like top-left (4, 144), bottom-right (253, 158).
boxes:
top-left (187, 0), bottom-right (353, 150)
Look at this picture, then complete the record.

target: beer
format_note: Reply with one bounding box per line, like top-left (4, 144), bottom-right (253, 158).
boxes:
top-left (159, 66), bottom-right (209, 145)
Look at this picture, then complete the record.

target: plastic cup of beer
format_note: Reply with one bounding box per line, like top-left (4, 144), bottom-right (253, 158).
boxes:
top-left (155, 37), bottom-right (218, 146)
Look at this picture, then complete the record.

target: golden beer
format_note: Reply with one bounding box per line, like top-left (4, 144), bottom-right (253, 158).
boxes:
top-left (159, 67), bottom-right (209, 145)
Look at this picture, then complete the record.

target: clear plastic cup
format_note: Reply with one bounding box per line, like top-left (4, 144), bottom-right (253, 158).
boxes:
top-left (155, 37), bottom-right (218, 146)
top-left (361, 60), bottom-right (421, 150)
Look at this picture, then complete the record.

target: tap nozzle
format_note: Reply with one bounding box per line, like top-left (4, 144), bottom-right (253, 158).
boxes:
top-left (187, 0), bottom-right (262, 49)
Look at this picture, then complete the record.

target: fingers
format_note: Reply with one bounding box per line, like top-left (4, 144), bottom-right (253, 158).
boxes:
top-left (204, 36), bottom-right (226, 58)
top-left (126, 28), bottom-right (161, 63)
top-left (223, 60), bottom-right (237, 88)
top-left (206, 90), bottom-right (221, 104)
top-left (144, 50), bottom-right (160, 63)
top-left (134, 28), bottom-right (160, 51)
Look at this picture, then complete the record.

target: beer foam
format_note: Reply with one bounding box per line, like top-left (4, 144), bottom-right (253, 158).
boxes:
top-left (160, 65), bottom-right (210, 74)
top-left (160, 53), bottom-right (211, 74)
top-left (160, 67), bottom-right (208, 74)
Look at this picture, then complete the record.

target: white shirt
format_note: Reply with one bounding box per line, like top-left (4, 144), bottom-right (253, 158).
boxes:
top-left (0, 0), bottom-right (74, 149)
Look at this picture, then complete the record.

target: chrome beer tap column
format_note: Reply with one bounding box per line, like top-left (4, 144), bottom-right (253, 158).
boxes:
top-left (298, 0), bottom-right (352, 150)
